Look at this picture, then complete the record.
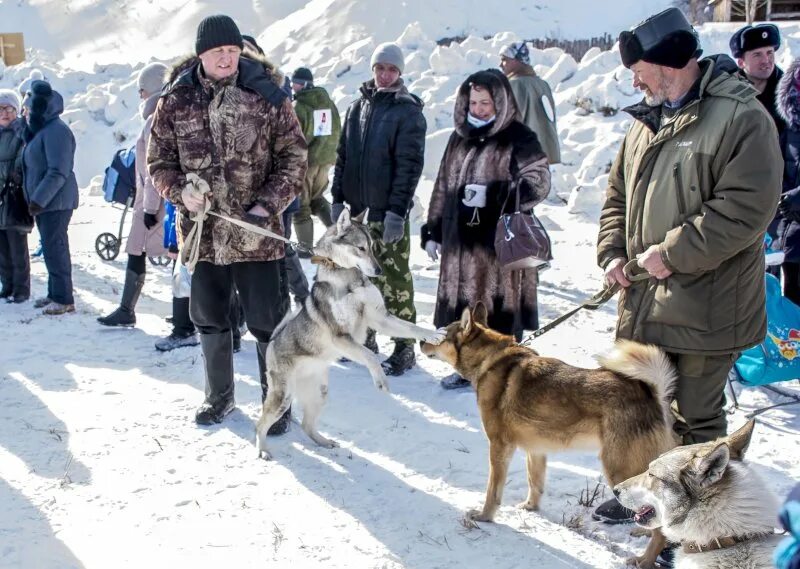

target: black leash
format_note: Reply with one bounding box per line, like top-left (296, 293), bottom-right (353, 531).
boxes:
top-left (519, 259), bottom-right (650, 345)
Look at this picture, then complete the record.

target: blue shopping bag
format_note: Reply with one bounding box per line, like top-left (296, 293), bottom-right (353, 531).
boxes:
top-left (736, 273), bottom-right (800, 386)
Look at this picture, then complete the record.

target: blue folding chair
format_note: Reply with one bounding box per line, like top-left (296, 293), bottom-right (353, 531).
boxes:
top-left (729, 273), bottom-right (800, 417)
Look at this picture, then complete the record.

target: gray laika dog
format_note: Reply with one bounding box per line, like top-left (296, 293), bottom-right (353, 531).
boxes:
top-left (255, 209), bottom-right (444, 459)
top-left (615, 420), bottom-right (782, 569)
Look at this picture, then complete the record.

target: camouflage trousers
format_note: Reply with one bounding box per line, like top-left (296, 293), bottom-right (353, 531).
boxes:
top-left (368, 219), bottom-right (416, 347)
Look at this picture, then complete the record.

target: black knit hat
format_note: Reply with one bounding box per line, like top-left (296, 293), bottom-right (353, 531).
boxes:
top-left (195, 15), bottom-right (243, 56)
top-left (730, 24), bottom-right (781, 59)
top-left (291, 67), bottom-right (314, 85)
top-left (619, 8), bottom-right (701, 69)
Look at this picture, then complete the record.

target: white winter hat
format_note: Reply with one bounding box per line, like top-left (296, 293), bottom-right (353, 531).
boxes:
top-left (0, 89), bottom-right (21, 113)
top-left (138, 62), bottom-right (169, 95)
top-left (370, 42), bottom-right (404, 74)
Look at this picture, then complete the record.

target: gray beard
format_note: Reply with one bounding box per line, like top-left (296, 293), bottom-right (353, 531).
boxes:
top-left (645, 92), bottom-right (665, 106)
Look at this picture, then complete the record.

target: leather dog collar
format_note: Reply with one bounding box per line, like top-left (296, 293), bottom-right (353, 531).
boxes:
top-left (310, 255), bottom-right (341, 270)
top-left (682, 532), bottom-right (773, 554)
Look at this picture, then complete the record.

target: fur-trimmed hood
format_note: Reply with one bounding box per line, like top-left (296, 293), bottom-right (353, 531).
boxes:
top-left (777, 58), bottom-right (800, 129)
top-left (454, 69), bottom-right (520, 139)
top-left (163, 49), bottom-right (286, 106)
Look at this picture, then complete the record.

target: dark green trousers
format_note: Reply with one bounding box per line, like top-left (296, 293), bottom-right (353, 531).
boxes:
top-left (668, 352), bottom-right (738, 445)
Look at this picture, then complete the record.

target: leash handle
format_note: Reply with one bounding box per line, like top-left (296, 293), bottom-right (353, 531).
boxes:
top-left (623, 259), bottom-right (651, 282)
top-left (520, 284), bottom-right (620, 345)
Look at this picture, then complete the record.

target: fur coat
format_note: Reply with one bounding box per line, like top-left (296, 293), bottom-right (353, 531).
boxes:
top-left (776, 58), bottom-right (800, 262)
top-left (423, 69), bottom-right (551, 335)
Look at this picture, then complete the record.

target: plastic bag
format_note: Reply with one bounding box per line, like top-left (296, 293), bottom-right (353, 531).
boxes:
top-left (172, 251), bottom-right (192, 299)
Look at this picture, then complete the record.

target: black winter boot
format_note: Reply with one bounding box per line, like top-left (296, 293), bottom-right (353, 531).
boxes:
top-left (382, 342), bottom-right (416, 376)
top-left (256, 341), bottom-right (291, 435)
top-left (194, 332), bottom-right (235, 425)
top-left (591, 498), bottom-right (635, 524)
top-left (440, 373), bottom-right (471, 390)
top-left (97, 269), bottom-right (145, 327)
top-left (364, 328), bottom-right (379, 354)
top-left (293, 218), bottom-right (315, 252)
top-left (656, 545), bottom-right (676, 568)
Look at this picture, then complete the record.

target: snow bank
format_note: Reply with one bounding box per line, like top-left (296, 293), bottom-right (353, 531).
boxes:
top-left (6, 14), bottom-right (800, 207)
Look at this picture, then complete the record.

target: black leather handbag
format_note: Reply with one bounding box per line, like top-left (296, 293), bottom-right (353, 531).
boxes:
top-left (0, 179), bottom-right (34, 233)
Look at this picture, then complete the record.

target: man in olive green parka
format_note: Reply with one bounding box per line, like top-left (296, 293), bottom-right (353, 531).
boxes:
top-left (601, 7), bottom-right (782, 442)
top-left (595, 7), bottom-right (782, 529)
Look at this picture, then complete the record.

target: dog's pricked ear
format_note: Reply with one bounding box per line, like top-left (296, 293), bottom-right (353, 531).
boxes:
top-left (352, 209), bottom-right (367, 224)
top-left (459, 307), bottom-right (473, 335)
top-left (336, 207), bottom-right (351, 234)
top-left (727, 419), bottom-right (755, 460)
top-left (473, 302), bottom-right (488, 326)
top-left (695, 443), bottom-right (730, 488)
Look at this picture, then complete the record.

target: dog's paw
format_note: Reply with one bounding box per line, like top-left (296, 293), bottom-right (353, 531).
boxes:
top-left (516, 500), bottom-right (539, 512)
top-left (625, 555), bottom-right (654, 569)
top-left (629, 527), bottom-right (651, 538)
top-left (310, 433), bottom-right (339, 449)
top-left (424, 328), bottom-right (447, 345)
top-left (258, 449), bottom-right (273, 461)
top-left (373, 376), bottom-right (390, 392)
top-left (465, 509), bottom-right (494, 523)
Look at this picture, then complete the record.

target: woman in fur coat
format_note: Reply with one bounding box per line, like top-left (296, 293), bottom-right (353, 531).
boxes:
top-left (775, 58), bottom-right (800, 305)
top-left (421, 69), bottom-right (551, 389)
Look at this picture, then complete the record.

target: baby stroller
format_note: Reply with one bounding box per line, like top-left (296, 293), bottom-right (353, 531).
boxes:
top-left (94, 147), bottom-right (169, 266)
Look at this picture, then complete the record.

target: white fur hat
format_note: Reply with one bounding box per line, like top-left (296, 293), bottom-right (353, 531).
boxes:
top-left (0, 89), bottom-right (21, 113)
top-left (137, 62), bottom-right (169, 95)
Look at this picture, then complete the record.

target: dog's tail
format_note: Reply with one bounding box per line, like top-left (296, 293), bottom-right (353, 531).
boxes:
top-left (597, 340), bottom-right (677, 423)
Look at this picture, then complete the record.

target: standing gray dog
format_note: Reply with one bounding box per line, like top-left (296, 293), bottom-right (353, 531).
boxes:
top-left (255, 209), bottom-right (444, 459)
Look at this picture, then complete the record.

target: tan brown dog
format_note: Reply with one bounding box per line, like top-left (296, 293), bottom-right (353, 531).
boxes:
top-left (420, 303), bottom-right (677, 568)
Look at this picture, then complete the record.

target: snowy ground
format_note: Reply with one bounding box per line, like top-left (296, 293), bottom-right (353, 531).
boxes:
top-left (1, 195), bottom-right (798, 569)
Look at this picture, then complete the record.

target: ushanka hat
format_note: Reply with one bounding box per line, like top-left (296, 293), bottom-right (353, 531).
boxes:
top-left (619, 7), bottom-right (702, 69)
top-left (730, 24), bottom-right (781, 59)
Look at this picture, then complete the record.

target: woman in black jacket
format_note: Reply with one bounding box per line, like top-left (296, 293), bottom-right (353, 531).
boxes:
top-left (0, 89), bottom-right (31, 303)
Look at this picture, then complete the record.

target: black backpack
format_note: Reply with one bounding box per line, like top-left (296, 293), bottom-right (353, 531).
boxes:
top-left (102, 146), bottom-right (136, 205)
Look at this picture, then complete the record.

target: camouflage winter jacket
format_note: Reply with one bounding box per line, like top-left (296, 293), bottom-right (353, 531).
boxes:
top-left (148, 52), bottom-right (307, 265)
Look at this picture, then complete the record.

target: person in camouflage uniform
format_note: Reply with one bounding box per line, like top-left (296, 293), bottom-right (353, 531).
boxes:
top-left (331, 42), bottom-right (426, 376)
top-left (148, 15), bottom-right (307, 426)
top-left (290, 67), bottom-right (341, 253)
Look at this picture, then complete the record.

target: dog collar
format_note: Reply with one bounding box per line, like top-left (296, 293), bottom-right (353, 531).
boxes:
top-left (310, 255), bottom-right (341, 270)
top-left (682, 532), bottom-right (774, 554)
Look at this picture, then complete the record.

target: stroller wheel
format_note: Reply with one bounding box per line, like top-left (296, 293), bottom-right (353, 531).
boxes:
top-left (95, 233), bottom-right (120, 260)
top-left (148, 255), bottom-right (171, 267)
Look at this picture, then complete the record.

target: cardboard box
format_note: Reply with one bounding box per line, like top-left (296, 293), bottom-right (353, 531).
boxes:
top-left (0, 33), bottom-right (25, 66)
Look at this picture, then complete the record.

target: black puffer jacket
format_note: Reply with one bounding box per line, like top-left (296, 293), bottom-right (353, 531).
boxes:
top-left (331, 79), bottom-right (426, 222)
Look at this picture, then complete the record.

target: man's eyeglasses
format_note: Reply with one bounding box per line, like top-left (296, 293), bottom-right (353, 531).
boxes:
top-left (0, 106), bottom-right (17, 114)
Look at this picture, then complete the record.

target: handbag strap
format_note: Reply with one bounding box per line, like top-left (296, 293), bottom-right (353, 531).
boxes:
top-left (499, 177), bottom-right (521, 216)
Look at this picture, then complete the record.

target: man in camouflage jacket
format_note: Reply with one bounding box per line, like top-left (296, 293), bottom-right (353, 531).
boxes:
top-left (148, 15), bottom-right (307, 427)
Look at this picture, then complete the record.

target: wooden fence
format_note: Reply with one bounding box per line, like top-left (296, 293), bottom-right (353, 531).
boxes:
top-left (437, 34), bottom-right (616, 62)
